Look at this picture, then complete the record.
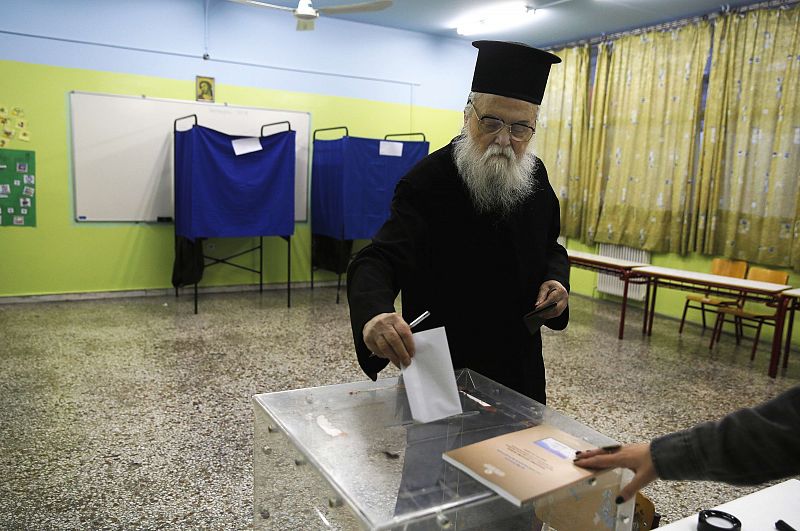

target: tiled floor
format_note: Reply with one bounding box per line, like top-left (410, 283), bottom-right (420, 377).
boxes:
top-left (1, 288), bottom-right (797, 529)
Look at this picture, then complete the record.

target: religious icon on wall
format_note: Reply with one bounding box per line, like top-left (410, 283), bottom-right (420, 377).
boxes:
top-left (196, 76), bottom-right (215, 103)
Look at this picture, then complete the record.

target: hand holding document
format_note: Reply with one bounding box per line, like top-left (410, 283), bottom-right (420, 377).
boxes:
top-left (400, 318), bottom-right (463, 423)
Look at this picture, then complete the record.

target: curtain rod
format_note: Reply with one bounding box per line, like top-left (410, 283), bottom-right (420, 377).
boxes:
top-left (544, 0), bottom-right (799, 51)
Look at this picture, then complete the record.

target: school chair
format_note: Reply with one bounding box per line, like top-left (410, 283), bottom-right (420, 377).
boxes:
top-left (678, 258), bottom-right (748, 333)
top-left (709, 266), bottom-right (790, 360)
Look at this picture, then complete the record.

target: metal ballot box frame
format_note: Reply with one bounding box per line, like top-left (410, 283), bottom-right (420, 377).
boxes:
top-left (254, 369), bottom-right (635, 530)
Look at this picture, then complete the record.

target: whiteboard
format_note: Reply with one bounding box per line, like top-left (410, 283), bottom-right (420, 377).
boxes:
top-left (69, 91), bottom-right (310, 222)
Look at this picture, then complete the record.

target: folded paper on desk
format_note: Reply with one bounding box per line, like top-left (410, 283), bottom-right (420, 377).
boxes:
top-left (401, 327), bottom-right (462, 423)
top-left (443, 424), bottom-right (598, 506)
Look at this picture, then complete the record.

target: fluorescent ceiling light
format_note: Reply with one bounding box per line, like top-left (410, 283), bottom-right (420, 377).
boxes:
top-left (454, 3), bottom-right (537, 36)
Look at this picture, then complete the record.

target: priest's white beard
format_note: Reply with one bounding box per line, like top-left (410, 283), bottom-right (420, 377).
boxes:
top-left (453, 128), bottom-right (538, 216)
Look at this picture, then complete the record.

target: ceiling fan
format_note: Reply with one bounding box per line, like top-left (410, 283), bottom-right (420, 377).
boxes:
top-left (228, 0), bottom-right (393, 31)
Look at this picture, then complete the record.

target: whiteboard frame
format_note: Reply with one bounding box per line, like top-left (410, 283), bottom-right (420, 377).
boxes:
top-left (69, 91), bottom-right (310, 223)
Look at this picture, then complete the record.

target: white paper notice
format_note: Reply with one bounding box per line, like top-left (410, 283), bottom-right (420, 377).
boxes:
top-left (401, 327), bottom-right (463, 423)
top-left (379, 140), bottom-right (403, 157)
top-left (232, 137), bottom-right (263, 156)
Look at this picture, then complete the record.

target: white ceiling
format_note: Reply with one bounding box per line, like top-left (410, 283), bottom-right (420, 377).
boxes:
top-left (259, 0), bottom-right (764, 47)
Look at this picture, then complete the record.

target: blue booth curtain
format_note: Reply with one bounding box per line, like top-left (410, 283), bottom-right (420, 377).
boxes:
top-left (311, 137), bottom-right (429, 240)
top-left (175, 125), bottom-right (295, 240)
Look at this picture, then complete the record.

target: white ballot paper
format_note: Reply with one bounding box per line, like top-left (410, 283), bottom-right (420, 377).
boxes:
top-left (379, 140), bottom-right (403, 157)
top-left (401, 327), bottom-right (462, 423)
top-left (231, 137), bottom-right (263, 156)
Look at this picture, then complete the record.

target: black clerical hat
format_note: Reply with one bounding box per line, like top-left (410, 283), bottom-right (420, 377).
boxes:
top-left (471, 40), bottom-right (561, 105)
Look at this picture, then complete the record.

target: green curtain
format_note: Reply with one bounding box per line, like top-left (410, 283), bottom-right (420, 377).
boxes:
top-left (694, 6), bottom-right (800, 268)
top-left (583, 42), bottom-right (612, 244)
top-left (585, 23), bottom-right (711, 253)
top-left (534, 45), bottom-right (591, 239)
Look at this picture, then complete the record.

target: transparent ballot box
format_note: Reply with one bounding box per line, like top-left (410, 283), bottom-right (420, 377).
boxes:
top-left (253, 369), bottom-right (634, 530)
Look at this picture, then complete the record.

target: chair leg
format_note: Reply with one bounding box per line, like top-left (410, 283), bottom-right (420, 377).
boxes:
top-left (709, 313), bottom-right (724, 349)
top-left (734, 316), bottom-right (742, 345)
top-left (700, 303), bottom-right (707, 329)
top-left (777, 315), bottom-right (791, 369)
top-left (679, 300), bottom-right (690, 333)
top-left (783, 341), bottom-right (791, 369)
top-left (751, 320), bottom-right (763, 361)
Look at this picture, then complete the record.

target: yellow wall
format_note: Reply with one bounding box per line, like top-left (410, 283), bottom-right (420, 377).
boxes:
top-left (0, 60), bottom-right (463, 297)
top-left (3, 59), bottom-right (798, 349)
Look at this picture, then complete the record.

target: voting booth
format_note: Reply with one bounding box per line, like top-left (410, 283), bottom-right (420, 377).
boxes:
top-left (253, 370), bottom-right (636, 530)
top-left (173, 117), bottom-right (295, 312)
top-left (310, 129), bottom-right (429, 302)
top-left (174, 123), bottom-right (295, 240)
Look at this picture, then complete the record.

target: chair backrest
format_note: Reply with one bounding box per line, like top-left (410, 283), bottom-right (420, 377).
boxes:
top-left (711, 258), bottom-right (748, 279)
top-left (747, 266), bottom-right (789, 284)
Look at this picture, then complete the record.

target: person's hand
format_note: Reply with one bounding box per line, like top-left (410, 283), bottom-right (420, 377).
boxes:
top-left (362, 313), bottom-right (415, 369)
top-left (533, 280), bottom-right (568, 319)
top-left (573, 443), bottom-right (657, 503)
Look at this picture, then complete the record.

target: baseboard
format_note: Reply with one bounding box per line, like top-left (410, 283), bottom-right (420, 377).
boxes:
top-left (0, 281), bottom-right (342, 305)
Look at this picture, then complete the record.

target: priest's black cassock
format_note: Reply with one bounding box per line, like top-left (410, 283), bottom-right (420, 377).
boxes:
top-left (347, 139), bottom-right (570, 405)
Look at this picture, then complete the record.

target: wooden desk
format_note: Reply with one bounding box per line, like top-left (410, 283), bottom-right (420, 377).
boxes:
top-left (770, 287), bottom-right (800, 378)
top-left (567, 250), bottom-right (648, 339)
top-left (634, 265), bottom-right (791, 377)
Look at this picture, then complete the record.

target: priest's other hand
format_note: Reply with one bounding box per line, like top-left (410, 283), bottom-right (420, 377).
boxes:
top-left (363, 312), bottom-right (415, 369)
top-left (534, 280), bottom-right (568, 318)
top-left (572, 443), bottom-right (657, 503)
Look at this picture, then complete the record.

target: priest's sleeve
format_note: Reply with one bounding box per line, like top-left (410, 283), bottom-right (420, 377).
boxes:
top-left (539, 162), bottom-right (570, 331)
top-left (347, 180), bottom-right (427, 380)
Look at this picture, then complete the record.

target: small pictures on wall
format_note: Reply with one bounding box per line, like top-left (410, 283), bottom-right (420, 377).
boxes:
top-left (196, 76), bottom-right (215, 103)
top-left (0, 106), bottom-right (31, 146)
top-left (0, 149), bottom-right (36, 227)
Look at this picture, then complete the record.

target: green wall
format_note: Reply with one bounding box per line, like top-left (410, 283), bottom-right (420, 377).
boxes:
top-left (0, 60), bottom-right (463, 297)
top-left (2, 59), bottom-right (798, 349)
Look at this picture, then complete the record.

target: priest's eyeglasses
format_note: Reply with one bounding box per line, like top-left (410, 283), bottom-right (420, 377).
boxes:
top-left (471, 103), bottom-right (535, 142)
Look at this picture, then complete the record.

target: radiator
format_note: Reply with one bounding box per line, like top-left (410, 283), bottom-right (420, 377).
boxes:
top-left (596, 244), bottom-right (650, 301)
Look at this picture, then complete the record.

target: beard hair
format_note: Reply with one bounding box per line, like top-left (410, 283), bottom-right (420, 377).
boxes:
top-left (453, 126), bottom-right (538, 216)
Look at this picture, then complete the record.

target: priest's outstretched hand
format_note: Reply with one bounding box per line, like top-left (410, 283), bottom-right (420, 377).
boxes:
top-left (363, 312), bottom-right (415, 369)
